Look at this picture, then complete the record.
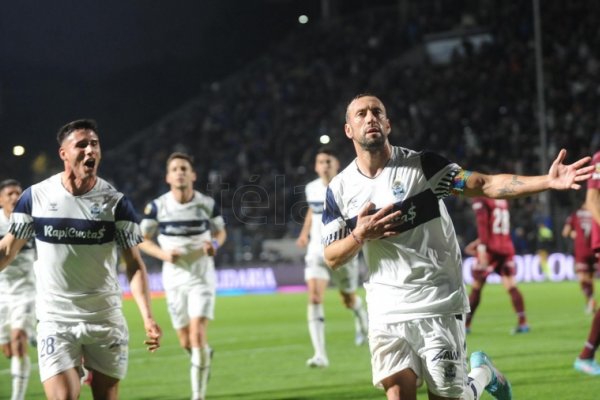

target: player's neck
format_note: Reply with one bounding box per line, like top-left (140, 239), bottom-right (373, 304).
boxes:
top-left (319, 175), bottom-right (333, 185)
top-left (171, 187), bottom-right (194, 204)
top-left (354, 143), bottom-right (392, 178)
top-left (61, 172), bottom-right (97, 196)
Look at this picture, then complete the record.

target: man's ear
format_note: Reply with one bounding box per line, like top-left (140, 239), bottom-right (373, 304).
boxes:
top-left (344, 124), bottom-right (353, 139)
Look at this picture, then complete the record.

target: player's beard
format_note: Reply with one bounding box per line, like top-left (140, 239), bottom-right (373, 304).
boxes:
top-left (357, 134), bottom-right (386, 151)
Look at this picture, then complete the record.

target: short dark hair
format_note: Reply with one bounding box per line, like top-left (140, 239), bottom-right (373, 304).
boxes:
top-left (345, 92), bottom-right (380, 121)
top-left (57, 119), bottom-right (98, 145)
top-left (166, 152), bottom-right (195, 169)
top-left (0, 179), bottom-right (21, 192)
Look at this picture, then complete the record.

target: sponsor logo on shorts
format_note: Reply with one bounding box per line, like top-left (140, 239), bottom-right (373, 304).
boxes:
top-left (432, 349), bottom-right (461, 362)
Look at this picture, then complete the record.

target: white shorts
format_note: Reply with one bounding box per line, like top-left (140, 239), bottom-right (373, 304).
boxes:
top-left (166, 283), bottom-right (215, 330)
top-left (0, 296), bottom-right (36, 344)
top-left (304, 255), bottom-right (360, 293)
top-left (36, 317), bottom-right (129, 382)
top-left (369, 315), bottom-right (467, 398)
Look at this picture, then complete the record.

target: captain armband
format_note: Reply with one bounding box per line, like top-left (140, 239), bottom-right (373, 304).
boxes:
top-left (450, 169), bottom-right (473, 195)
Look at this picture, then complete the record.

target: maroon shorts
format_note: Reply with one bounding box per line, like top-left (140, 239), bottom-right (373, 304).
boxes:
top-left (471, 253), bottom-right (515, 281)
top-left (574, 254), bottom-right (598, 274)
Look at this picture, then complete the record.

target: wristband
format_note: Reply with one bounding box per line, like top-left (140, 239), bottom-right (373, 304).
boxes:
top-left (212, 239), bottom-right (219, 250)
top-left (350, 231), bottom-right (364, 246)
top-left (476, 243), bottom-right (487, 253)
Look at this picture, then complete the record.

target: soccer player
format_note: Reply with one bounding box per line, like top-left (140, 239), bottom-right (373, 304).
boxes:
top-left (464, 198), bottom-right (529, 334)
top-left (0, 119), bottom-right (162, 400)
top-left (323, 94), bottom-right (593, 399)
top-left (139, 152), bottom-right (226, 400)
top-left (296, 147), bottom-right (369, 368)
top-left (562, 203), bottom-right (597, 313)
top-left (0, 179), bottom-right (35, 400)
top-left (574, 150), bottom-right (600, 376)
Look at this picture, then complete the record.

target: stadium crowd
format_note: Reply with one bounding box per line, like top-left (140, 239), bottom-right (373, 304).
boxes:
top-left (98, 0), bottom-right (598, 266)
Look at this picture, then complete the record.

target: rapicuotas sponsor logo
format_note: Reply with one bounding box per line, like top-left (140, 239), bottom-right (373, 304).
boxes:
top-left (43, 225), bottom-right (106, 241)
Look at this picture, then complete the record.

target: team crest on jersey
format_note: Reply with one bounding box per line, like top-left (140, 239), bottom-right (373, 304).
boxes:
top-left (90, 202), bottom-right (102, 218)
top-left (48, 202), bottom-right (58, 212)
top-left (392, 180), bottom-right (406, 201)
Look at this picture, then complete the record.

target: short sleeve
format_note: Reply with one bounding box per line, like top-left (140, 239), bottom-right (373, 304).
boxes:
top-left (321, 186), bottom-right (350, 246)
top-left (114, 196), bottom-right (143, 248)
top-left (9, 187), bottom-right (35, 240)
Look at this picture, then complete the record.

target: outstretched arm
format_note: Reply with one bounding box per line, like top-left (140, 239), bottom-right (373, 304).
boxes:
top-left (463, 149), bottom-right (593, 199)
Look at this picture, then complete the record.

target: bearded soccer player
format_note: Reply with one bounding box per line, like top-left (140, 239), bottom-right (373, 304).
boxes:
top-left (323, 94), bottom-right (593, 400)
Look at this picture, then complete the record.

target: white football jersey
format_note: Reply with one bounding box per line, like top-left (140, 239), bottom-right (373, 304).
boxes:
top-left (0, 210), bottom-right (35, 296)
top-left (9, 173), bottom-right (142, 323)
top-left (140, 191), bottom-right (225, 291)
top-left (322, 146), bottom-right (469, 324)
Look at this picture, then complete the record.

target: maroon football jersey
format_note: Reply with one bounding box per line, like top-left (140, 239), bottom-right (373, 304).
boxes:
top-left (472, 197), bottom-right (515, 256)
top-left (565, 208), bottom-right (595, 261)
top-left (590, 151), bottom-right (600, 252)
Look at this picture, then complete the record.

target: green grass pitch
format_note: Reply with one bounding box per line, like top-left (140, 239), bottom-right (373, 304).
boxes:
top-left (1, 281), bottom-right (599, 399)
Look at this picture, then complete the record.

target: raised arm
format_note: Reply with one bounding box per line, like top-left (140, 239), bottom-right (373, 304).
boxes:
top-left (463, 149), bottom-right (593, 199)
top-left (121, 245), bottom-right (162, 352)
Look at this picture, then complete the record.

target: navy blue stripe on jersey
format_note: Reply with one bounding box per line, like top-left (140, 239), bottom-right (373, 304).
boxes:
top-left (309, 201), bottom-right (324, 214)
top-left (323, 187), bottom-right (342, 224)
top-left (345, 189), bottom-right (441, 234)
top-left (115, 196), bottom-right (140, 223)
top-left (33, 217), bottom-right (115, 245)
top-left (159, 219), bottom-right (210, 236)
top-left (421, 151), bottom-right (452, 181)
top-left (13, 187), bottom-right (33, 215)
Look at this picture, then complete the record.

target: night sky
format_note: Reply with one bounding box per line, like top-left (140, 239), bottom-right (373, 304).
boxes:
top-left (0, 0), bottom-right (322, 154)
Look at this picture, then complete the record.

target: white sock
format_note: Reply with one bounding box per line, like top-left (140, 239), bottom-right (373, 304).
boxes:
top-left (461, 365), bottom-right (491, 400)
top-left (307, 303), bottom-right (326, 358)
top-left (351, 296), bottom-right (368, 335)
top-left (190, 346), bottom-right (212, 400)
top-left (11, 355), bottom-right (30, 400)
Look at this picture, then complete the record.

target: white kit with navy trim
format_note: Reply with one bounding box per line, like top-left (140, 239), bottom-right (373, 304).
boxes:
top-left (9, 173), bottom-right (142, 323)
top-left (140, 191), bottom-right (225, 291)
top-left (322, 146), bottom-right (470, 325)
